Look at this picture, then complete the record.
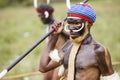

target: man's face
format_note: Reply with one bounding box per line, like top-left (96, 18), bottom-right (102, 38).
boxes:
top-left (66, 18), bottom-right (86, 39)
top-left (38, 13), bottom-right (50, 24)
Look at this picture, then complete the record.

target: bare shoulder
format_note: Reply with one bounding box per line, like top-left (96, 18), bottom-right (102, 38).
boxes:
top-left (91, 39), bottom-right (105, 56)
top-left (91, 39), bottom-right (114, 75)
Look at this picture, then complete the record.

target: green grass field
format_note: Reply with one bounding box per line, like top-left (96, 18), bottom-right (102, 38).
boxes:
top-left (0, 0), bottom-right (120, 80)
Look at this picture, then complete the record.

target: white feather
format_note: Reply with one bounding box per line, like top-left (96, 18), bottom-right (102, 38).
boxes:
top-left (58, 65), bottom-right (65, 77)
top-left (34, 0), bottom-right (38, 8)
top-left (49, 49), bottom-right (61, 62)
top-left (66, 0), bottom-right (71, 9)
top-left (47, 0), bottom-right (50, 4)
top-left (100, 72), bottom-right (120, 80)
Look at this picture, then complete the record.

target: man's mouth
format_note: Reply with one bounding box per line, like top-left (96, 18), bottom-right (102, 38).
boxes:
top-left (70, 27), bottom-right (85, 39)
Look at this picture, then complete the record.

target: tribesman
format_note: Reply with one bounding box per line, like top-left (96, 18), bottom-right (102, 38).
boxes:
top-left (36, 4), bottom-right (54, 34)
top-left (36, 4), bottom-right (69, 80)
top-left (39, 3), bottom-right (120, 80)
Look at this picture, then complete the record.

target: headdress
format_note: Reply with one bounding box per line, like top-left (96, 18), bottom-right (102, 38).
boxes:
top-left (67, 3), bottom-right (96, 23)
top-left (36, 4), bottom-right (54, 14)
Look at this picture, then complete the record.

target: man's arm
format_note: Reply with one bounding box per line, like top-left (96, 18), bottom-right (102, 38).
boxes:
top-left (39, 21), bottom-right (64, 73)
top-left (39, 34), bottom-right (61, 73)
top-left (95, 44), bottom-right (120, 80)
top-left (95, 45), bottom-right (114, 76)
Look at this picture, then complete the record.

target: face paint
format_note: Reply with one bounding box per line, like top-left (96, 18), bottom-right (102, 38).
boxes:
top-left (64, 22), bottom-right (85, 33)
top-left (38, 11), bottom-right (49, 19)
top-left (69, 21), bottom-right (89, 43)
top-left (38, 11), bottom-right (51, 24)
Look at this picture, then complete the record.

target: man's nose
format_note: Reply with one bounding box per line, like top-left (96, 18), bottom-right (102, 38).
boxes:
top-left (69, 25), bottom-right (76, 30)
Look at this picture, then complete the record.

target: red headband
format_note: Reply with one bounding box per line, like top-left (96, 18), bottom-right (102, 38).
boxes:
top-left (67, 13), bottom-right (93, 23)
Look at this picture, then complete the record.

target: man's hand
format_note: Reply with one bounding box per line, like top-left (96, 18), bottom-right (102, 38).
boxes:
top-left (50, 20), bottom-right (64, 35)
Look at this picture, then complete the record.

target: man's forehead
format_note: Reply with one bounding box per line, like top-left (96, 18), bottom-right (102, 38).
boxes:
top-left (67, 17), bottom-right (83, 22)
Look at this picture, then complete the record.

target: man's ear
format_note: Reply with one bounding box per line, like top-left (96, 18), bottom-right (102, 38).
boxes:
top-left (85, 21), bottom-right (93, 31)
top-left (88, 22), bottom-right (93, 28)
top-left (88, 22), bottom-right (93, 27)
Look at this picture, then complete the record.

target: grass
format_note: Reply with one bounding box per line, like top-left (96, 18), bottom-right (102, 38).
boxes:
top-left (0, 6), bottom-right (45, 79)
top-left (0, 0), bottom-right (120, 79)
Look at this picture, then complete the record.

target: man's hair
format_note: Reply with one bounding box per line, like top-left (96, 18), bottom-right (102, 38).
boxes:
top-left (36, 4), bottom-right (54, 14)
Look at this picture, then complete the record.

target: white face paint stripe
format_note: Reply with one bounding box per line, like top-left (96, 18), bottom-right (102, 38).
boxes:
top-left (72, 23), bottom-right (85, 32)
top-left (64, 23), bottom-right (85, 33)
top-left (64, 24), bottom-right (70, 32)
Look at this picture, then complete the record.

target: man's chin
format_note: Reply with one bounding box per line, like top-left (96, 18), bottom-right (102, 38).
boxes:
top-left (70, 34), bottom-right (83, 39)
top-left (70, 35), bottom-right (78, 39)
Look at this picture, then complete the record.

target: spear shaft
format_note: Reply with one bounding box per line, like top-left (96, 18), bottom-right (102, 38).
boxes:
top-left (0, 29), bottom-right (54, 79)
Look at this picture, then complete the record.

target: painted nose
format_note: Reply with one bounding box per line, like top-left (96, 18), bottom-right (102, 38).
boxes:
top-left (69, 24), bottom-right (74, 29)
top-left (69, 25), bottom-right (77, 31)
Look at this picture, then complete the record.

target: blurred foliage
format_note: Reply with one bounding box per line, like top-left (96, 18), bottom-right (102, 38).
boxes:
top-left (0, 0), bottom-right (9, 8)
top-left (0, 0), bottom-right (38, 8)
top-left (0, 0), bottom-right (104, 8)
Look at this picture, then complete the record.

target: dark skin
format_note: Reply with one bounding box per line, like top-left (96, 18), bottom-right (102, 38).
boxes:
top-left (39, 18), bottom-right (114, 80)
top-left (38, 12), bottom-right (69, 80)
top-left (38, 13), bottom-right (54, 24)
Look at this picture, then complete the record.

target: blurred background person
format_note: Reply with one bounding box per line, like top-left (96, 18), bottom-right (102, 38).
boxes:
top-left (36, 4), bottom-right (69, 80)
top-left (36, 4), bottom-right (55, 36)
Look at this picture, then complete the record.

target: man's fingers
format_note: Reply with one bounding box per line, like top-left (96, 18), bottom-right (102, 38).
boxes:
top-left (49, 21), bottom-right (63, 35)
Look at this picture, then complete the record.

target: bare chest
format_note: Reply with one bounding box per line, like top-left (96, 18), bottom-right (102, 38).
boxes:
top-left (64, 44), bottom-right (98, 69)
